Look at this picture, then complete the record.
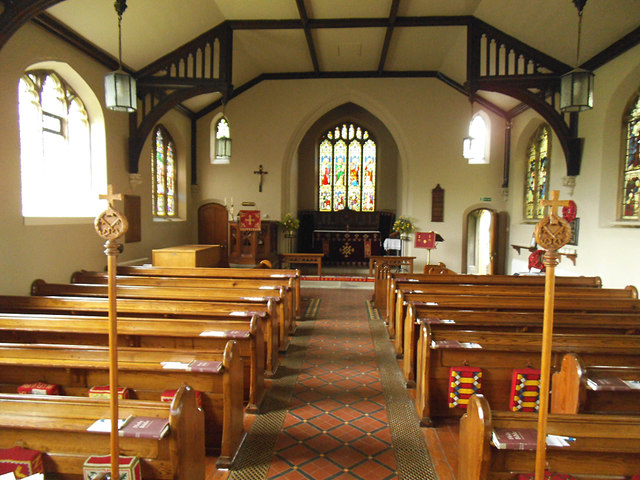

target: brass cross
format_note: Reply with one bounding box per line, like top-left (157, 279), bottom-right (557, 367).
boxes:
top-left (99, 184), bottom-right (123, 209)
top-left (253, 165), bottom-right (268, 192)
top-left (540, 190), bottom-right (570, 219)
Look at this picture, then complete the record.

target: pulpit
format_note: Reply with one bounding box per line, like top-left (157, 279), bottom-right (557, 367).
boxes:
top-left (228, 220), bottom-right (278, 266)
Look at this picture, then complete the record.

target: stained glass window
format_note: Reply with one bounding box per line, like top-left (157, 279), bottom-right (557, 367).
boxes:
top-left (18, 70), bottom-right (103, 217)
top-left (318, 123), bottom-right (376, 212)
top-left (524, 125), bottom-right (550, 220)
top-left (621, 92), bottom-right (640, 220)
top-left (151, 125), bottom-right (177, 217)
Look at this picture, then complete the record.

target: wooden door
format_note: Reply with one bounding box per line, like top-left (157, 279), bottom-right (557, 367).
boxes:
top-left (198, 202), bottom-right (228, 247)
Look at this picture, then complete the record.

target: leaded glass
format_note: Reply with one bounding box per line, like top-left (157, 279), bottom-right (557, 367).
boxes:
top-left (151, 125), bottom-right (177, 217)
top-left (317, 122), bottom-right (376, 212)
top-left (523, 125), bottom-right (551, 220)
top-left (319, 139), bottom-right (332, 211)
top-left (362, 139), bottom-right (376, 212)
top-left (621, 94), bottom-right (640, 220)
top-left (333, 140), bottom-right (347, 211)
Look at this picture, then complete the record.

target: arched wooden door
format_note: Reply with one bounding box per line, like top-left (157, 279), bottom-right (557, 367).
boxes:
top-left (198, 202), bottom-right (228, 249)
top-left (464, 207), bottom-right (499, 274)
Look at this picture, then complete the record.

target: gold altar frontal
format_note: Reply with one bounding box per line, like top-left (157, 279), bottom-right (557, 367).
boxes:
top-left (152, 244), bottom-right (223, 268)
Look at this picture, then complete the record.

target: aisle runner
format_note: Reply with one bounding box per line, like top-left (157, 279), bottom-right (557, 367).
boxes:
top-left (228, 294), bottom-right (436, 480)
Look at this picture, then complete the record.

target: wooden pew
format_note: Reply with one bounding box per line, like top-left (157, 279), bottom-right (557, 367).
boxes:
top-left (384, 273), bottom-right (602, 326)
top-left (0, 294), bottom-right (280, 377)
top-left (393, 283), bottom-right (637, 340)
top-left (70, 271), bottom-right (296, 342)
top-left (402, 294), bottom-right (640, 385)
top-left (0, 385), bottom-right (204, 480)
top-left (0, 340), bottom-right (244, 465)
top-left (458, 394), bottom-right (640, 480)
top-left (551, 352), bottom-right (640, 415)
top-left (0, 312), bottom-right (264, 413)
top-left (116, 265), bottom-right (302, 319)
top-left (33, 279), bottom-right (292, 354)
top-left (413, 323), bottom-right (640, 426)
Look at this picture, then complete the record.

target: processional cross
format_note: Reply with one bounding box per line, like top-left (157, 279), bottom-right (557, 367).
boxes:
top-left (94, 184), bottom-right (129, 480)
top-left (532, 190), bottom-right (572, 480)
top-left (254, 164), bottom-right (268, 192)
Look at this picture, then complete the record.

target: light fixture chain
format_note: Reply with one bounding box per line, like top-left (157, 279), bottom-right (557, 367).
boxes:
top-left (576, 9), bottom-right (583, 67)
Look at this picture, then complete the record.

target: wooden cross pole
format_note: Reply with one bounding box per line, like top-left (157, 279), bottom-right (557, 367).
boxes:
top-left (532, 190), bottom-right (572, 480)
top-left (94, 184), bottom-right (129, 480)
top-left (254, 164), bottom-right (268, 192)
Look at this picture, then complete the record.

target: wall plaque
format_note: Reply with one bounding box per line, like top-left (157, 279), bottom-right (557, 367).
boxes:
top-left (432, 184), bottom-right (444, 222)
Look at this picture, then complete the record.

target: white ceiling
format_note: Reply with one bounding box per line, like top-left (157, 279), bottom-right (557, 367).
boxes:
top-left (44, 0), bottom-right (640, 113)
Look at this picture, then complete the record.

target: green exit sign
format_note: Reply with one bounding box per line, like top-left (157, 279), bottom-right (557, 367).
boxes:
top-left (480, 197), bottom-right (492, 202)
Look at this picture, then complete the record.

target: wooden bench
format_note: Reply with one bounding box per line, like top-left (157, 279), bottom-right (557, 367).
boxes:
top-left (0, 294), bottom-right (280, 378)
top-left (0, 340), bottom-right (244, 464)
top-left (0, 385), bottom-right (204, 480)
top-left (383, 273), bottom-right (603, 327)
top-left (33, 279), bottom-right (293, 354)
top-left (394, 284), bottom-right (638, 355)
top-left (401, 294), bottom-right (640, 385)
top-left (279, 253), bottom-right (323, 276)
top-left (0, 310), bottom-right (264, 413)
top-left (116, 265), bottom-right (302, 319)
top-left (458, 394), bottom-right (640, 479)
top-left (413, 324), bottom-right (640, 426)
top-left (551, 352), bottom-right (640, 415)
top-left (369, 255), bottom-right (415, 277)
top-left (71, 271), bottom-right (297, 342)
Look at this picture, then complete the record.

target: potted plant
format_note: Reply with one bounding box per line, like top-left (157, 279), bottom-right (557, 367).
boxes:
top-left (280, 213), bottom-right (300, 238)
top-left (392, 216), bottom-right (415, 240)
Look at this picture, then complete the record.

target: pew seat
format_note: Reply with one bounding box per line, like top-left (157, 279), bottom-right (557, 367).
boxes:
top-left (458, 394), bottom-right (640, 480)
top-left (0, 385), bottom-right (204, 480)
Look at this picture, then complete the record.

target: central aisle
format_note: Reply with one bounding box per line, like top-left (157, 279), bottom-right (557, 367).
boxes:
top-left (228, 287), bottom-right (437, 480)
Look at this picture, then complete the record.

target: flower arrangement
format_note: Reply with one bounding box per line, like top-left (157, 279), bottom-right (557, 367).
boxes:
top-left (280, 213), bottom-right (300, 232)
top-left (392, 216), bottom-right (415, 234)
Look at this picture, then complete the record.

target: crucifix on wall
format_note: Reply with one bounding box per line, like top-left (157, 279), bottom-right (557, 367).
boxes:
top-left (254, 164), bottom-right (269, 192)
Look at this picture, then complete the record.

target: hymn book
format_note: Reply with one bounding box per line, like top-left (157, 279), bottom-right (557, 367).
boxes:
top-left (587, 377), bottom-right (640, 391)
top-left (491, 428), bottom-right (538, 450)
top-left (119, 417), bottom-right (170, 439)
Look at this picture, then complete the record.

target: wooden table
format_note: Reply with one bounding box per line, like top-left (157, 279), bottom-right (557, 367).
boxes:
top-left (152, 244), bottom-right (223, 267)
top-left (280, 253), bottom-right (323, 276)
top-left (368, 255), bottom-right (415, 276)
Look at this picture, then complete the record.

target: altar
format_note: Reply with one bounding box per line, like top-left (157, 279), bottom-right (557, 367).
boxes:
top-left (313, 229), bottom-right (381, 266)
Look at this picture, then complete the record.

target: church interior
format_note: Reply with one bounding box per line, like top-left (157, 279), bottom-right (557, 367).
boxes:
top-left (0, 1), bottom-right (640, 479)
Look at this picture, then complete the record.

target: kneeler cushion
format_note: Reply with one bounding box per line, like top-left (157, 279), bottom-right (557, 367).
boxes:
top-left (88, 385), bottom-right (130, 399)
top-left (519, 472), bottom-right (576, 480)
top-left (448, 366), bottom-right (482, 409)
top-left (83, 455), bottom-right (141, 480)
top-left (161, 389), bottom-right (202, 407)
top-left (17, 382), bottom-right (59, 395)
top-left (510, 368), bottom-right (541, 412)
top-left (0, 446), bottom-right (44, 479)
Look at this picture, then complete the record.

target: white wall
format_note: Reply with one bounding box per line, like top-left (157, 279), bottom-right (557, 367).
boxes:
top-left (0, 23), bottom-right (195, 295)
top-left (508, 44), bottom-right (640, 289)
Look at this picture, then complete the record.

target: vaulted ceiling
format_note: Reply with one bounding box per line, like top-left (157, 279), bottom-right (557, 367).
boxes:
top-left (39, 0), bottom-right (640, 114)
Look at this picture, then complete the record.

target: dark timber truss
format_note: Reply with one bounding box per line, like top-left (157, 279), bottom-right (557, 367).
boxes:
top-left (2, 0), bottom-right (640, 179)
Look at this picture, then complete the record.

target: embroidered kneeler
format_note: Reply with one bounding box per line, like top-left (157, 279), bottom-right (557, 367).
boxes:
top-left (448, 366), bottom-right (482, 409)
top-left (510, 368), bottom-right (541, 412)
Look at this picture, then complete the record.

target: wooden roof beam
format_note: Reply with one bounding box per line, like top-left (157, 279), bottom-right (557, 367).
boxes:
top-left (295, 0), bottom-right (319, 74)
top-left (378, 0), bottom-right (400, 74)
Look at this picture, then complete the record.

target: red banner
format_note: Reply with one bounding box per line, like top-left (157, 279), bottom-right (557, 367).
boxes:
top-left (238, 210), bottom-right (261, 231)
top-left (415, 231), bottom-right (437, 249)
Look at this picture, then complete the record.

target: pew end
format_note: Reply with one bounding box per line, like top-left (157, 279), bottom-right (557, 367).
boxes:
top-left (458, 394), bottom-right (492, 480)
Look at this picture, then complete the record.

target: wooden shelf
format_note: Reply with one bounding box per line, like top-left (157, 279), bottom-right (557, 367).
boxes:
top-left (510, 244), bottom-right (577, 266)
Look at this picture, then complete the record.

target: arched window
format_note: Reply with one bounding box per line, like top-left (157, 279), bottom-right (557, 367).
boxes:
top-left (151, 125), bottom-right (177, 217)
top-left (318, 123), bottom-right (376, 212)
top-left (18, 70), bottom-right (101, 217)
top-left (524, 124), bottom-right (551, 220)
top-left (465, 112), bottom-right (490, 164)
top-left (211, 116), bottom-right (231, 164)
top-left (621, 92), bottom-right (640, 220)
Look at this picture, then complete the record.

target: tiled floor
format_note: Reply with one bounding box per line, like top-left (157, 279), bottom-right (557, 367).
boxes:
top-left (266, 288), bottom-right (397, 479)
top-left (212, 284), bottom-right (456, 480)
